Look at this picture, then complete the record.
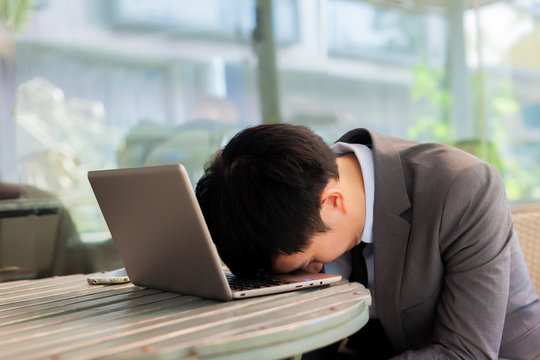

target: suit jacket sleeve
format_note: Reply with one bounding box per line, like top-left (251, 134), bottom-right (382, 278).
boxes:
top-left (394, 161), bottom-right (513, 359)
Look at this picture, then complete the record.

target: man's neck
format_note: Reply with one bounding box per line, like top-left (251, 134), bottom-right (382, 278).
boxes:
top-left (336, 153), bottom-right (366, 231)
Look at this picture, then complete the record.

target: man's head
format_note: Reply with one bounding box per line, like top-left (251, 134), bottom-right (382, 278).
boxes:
top-left (195, 124), bottom-right (339, 276)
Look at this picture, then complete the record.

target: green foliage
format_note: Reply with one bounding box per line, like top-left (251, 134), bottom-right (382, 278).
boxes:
top-left (407, 62), bottom-right (452, 143)
top-left (503, 161), bottom-right (539, 200)
top-left (0, 0), bottom-right (33, 33)
top-left (408, 61), bottom-right (539, 201)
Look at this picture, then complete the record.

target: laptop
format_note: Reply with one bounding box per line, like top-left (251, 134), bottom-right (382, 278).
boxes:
top-left (88, 164), bottom-right (342, 301)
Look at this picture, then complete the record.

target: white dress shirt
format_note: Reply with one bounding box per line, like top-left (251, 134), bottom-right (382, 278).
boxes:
top-left (324, 142), bottom-right (377, 317)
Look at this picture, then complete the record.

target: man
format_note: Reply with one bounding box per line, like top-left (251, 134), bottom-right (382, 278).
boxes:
top-left (195, 124), bottom-right (540, 359)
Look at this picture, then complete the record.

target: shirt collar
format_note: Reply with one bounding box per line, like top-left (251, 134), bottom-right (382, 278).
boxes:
top-left (331, 142), bottom-right (375, 245)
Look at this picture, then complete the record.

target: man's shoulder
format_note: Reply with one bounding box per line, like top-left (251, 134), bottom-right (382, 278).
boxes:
top-left (339, 129), bottom-right (486, 168)
top-left (337, 128), bottom-right (432, 151)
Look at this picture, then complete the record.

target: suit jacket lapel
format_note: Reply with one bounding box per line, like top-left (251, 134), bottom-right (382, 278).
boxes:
top-left (373, 202), bottom-right (410, 351)
top-left (337, 129), bottom-right (411, 351)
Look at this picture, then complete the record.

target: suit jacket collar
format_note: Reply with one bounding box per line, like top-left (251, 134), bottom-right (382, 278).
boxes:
top-left (337, 129), bottom-right (410, 214)
top-left (337, 128), bottom-right (411, 351)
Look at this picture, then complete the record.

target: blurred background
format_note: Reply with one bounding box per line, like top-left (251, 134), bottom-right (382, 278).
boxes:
top-left (1, 0), bottom-right (539, 279)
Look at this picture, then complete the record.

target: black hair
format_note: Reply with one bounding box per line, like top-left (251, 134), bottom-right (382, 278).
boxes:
top-left (195, 124), bottom-right (339, 276)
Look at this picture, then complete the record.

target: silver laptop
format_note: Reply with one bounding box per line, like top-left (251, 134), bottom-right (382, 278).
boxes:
top-left (88, 164), bottom-right (341, 301)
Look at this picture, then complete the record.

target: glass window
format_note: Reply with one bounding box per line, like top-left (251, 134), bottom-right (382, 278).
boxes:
top-left (106, 0), bottom-right (298, 44)
top-left (327, 0), bottom-right (447, 64)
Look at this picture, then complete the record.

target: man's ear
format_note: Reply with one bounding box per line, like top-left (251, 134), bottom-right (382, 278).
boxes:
top-left (320, 180), bottom-right (347, 214)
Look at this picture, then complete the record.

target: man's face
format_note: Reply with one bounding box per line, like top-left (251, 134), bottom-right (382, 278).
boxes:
top-left (271, 176), bottom-right (366, 274)
top-left (271, 224), bottom-right (359, 274)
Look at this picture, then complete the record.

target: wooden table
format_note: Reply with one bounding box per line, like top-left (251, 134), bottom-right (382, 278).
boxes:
top-left (0, 274), bottom-right (370, 360)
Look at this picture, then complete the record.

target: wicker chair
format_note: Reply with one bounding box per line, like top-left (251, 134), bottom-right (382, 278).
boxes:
top-left (512, 203), bottom-right (540, 294)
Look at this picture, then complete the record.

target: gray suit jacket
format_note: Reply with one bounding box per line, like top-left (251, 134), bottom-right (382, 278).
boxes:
top-left (338, 129), bottom-right (540, 359)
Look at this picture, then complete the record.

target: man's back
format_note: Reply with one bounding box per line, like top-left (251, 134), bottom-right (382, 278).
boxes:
top-left (339, 128), bottom-right (540, 359)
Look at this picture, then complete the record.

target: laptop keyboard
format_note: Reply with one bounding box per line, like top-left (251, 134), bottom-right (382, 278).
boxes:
top-left (226, 274), bottom-right (294, 291)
